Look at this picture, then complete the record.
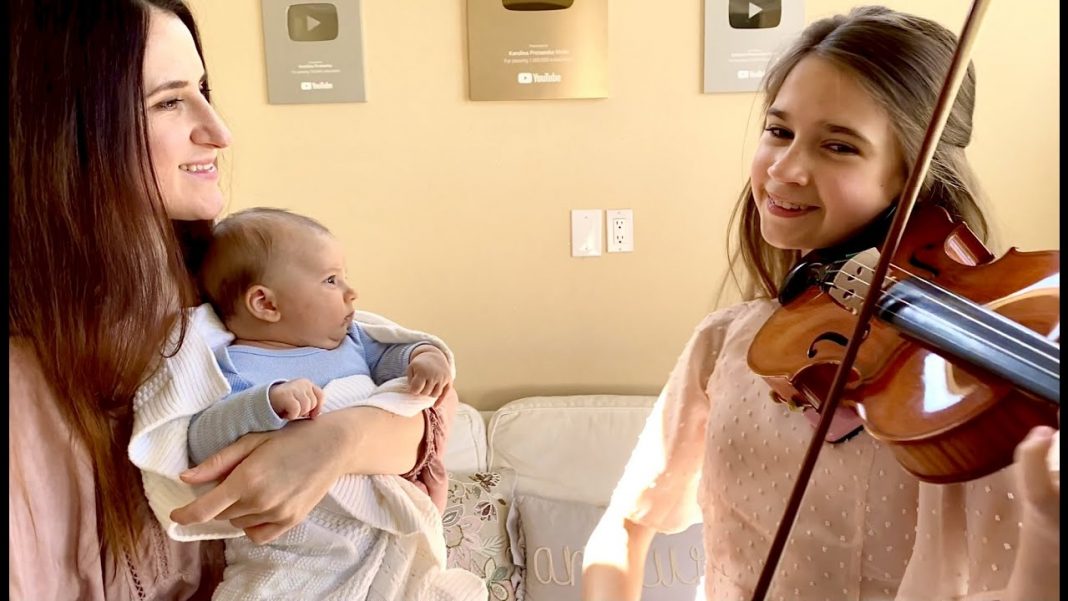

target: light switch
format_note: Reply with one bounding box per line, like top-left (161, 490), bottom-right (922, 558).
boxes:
top-left (570, 209), bottom-right (603, 257)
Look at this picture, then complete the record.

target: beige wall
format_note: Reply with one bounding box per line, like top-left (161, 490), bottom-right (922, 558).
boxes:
top-left (187, 0), bottom-right (1059, 410)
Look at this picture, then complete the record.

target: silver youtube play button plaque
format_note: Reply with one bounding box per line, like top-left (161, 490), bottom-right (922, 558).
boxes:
top-left (262, 0), bottom-right (366, 104)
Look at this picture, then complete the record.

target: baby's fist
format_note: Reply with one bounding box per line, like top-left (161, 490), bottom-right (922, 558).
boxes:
top-left (407, 347), bottom-right (452, 398)
top-left (269, 379), bottom-right (324, 420)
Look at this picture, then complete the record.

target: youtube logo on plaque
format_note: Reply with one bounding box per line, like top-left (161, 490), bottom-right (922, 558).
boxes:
top-left (728, 0), bottom-right (781, 29)
top-left (287, 3), bottom-right (339, 42)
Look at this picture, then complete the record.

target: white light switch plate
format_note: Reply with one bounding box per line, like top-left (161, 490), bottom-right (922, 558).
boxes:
top-left (570, 209), bottom-right (603, 257)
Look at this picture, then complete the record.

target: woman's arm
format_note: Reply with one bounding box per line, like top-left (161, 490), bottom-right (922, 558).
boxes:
top-left (170, 396), bottom-right (430, 544)
top-left (322, 403), bottom-right (428, 475)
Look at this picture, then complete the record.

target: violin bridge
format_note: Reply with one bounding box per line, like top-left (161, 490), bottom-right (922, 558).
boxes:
top-left (829, 248), bottom-right (883, 312)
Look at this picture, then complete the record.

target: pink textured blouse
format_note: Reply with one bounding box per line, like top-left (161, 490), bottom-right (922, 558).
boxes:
top-left (610, 300), bottom-right (1029, 601)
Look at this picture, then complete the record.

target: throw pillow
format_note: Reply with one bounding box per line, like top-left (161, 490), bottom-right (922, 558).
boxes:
top-left (443, 469), bottom-right (520, 601)
top-left (506, 493), bottom-right (705, 601)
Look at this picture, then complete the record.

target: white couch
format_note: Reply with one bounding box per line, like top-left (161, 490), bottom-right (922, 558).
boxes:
top-left (440, 395), bottom-right (706, 601)
top-left (443, 394), bottom-right (658, 504)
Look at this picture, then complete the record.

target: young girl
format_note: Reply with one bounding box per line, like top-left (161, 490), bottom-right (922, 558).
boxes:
top-left (581, 7), bottom-right (1059, 601)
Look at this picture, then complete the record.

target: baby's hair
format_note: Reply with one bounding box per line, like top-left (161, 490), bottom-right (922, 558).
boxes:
top-left (201, 207), bottom-right (332, 320)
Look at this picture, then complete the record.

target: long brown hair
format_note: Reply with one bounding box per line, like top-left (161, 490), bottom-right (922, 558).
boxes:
top-left (724, 6), bottom-right (989, 302)
top-left (10, 0), bottom-right (216, 558)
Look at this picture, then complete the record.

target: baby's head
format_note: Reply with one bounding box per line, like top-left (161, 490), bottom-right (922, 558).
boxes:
top-left (201, 207), bottom-right (357, 349)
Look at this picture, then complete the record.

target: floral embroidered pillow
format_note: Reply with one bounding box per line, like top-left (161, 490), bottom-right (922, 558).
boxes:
top-left (443, 469), bottom-right (520, 601)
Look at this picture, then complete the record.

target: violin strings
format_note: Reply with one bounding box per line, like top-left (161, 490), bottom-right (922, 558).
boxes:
top-left (825, 261), bottom-right (1060, 364)
top-left (822, 266), bottom-right (1060, 379)
top-left (831, 262), bottom-right (1060, 362)
top-left (820, 279), bottom-right (1055, 377)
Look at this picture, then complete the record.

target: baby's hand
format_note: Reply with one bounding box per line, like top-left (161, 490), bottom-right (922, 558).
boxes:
top-left (407, 347), bottom-right (452, 398)
top-left (268, 379), bottom-right (324, 421)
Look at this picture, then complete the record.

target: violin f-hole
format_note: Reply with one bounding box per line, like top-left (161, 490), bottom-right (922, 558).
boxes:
top-left (807, 324), bottom-right (871, 358)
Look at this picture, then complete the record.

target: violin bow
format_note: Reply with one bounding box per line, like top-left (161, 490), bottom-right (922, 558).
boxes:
top-left (749, 1), bottom-right (993, 599)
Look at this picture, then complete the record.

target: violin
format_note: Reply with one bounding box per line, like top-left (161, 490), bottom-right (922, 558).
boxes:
top-left (749, 202), bottom-right (1060, 483)
top-left (744, 0), bottom-right (1060, 598)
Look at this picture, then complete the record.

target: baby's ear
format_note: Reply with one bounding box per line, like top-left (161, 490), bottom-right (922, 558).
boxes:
top-left (245, 285), bottom-right (282, 323)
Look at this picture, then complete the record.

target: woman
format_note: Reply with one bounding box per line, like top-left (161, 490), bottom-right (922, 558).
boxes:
top-left (9, 1), bottom-right (452, 598)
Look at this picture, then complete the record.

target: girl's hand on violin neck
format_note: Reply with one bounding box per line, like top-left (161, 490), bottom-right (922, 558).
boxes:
top-left (1015, 425), bottom-right (1059, 530)
top-left (1005, 425), bottom-right (1060, 601)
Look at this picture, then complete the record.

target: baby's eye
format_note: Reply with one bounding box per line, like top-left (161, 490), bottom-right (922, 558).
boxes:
top-left (325, 275), bottom-right (337, 285)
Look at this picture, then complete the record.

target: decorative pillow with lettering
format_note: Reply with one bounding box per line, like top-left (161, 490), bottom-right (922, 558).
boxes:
top-left (442, 469), bottom-right (521, 601)
top-left (506, 493), bottom-right (704, 601)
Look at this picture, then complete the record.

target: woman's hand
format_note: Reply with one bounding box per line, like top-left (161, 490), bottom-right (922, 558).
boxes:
top-left (170, 418), bottom-right (345, 544)
top-left (170, 402), bottom-right (427, 544)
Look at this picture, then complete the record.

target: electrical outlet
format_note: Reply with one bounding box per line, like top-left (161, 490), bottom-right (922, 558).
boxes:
top-left (606, 209), bottom-right (633, 252)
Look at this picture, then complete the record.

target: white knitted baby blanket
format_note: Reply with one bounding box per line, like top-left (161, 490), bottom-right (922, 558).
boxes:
top-left (128, 304), bottom-right (486, 601)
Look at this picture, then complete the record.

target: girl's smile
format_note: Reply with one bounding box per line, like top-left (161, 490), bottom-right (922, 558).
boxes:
top-left (751, 55), bottom-right (905, 253)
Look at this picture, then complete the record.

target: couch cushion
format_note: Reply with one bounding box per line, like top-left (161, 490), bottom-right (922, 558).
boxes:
top-left (487, 395), bottom-right (657, 506)
top-left (506, 493), bottom-right (704, 601)
top-left (443, 402), bottom-right (487, 473)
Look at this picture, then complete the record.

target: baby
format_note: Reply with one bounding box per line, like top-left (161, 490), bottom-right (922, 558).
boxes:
top-left (187, 207), bottom-right (483, 600)
top-left (189, 207), bottom-right (452, 467)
